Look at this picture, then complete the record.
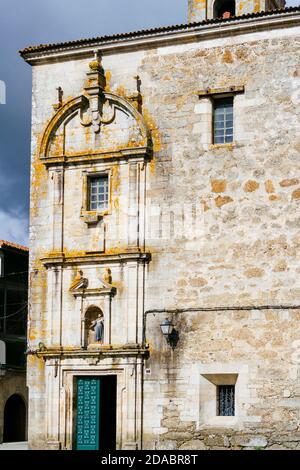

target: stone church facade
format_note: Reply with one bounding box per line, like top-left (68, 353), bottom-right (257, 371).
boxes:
top-left (21, 1), bottom-right (300, 450)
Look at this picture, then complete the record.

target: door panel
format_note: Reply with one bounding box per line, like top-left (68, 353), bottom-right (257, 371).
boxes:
top-left (76, 377), bottom-right (100, 450)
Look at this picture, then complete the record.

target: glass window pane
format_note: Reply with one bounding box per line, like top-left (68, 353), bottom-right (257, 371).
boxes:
top-left (89, 176), bottom-right (109, 211)
top-left (213, 97), bottom-right (233, 144)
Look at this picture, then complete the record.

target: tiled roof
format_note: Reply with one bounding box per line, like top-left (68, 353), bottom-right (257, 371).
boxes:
top-left (0, 240), bottom-right (29, 252)
top-left (20, 6), bottom-right (300, 57)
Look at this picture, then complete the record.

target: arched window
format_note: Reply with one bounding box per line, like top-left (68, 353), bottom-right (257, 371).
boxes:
top-left (84, 306), bottom-right (104, 347)
top-left (3, 394), bottom-right (27, 442)
top-left (213, 0), bottom-right (235, 19)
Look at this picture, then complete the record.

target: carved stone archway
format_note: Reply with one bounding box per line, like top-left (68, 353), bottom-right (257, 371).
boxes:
top-left (39, 55), bottom-right (152, 166)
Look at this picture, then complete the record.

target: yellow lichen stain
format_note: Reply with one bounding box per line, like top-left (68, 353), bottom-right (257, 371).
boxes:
top-left (105, 70), bottom-right (112, 91)
top-left (269, 195), bottom-right (279, 202)
top-left (44, 249), bottom-right (85, 259)
top-left (215, 196), bottom-right (233, 208)
top-left (29, 328), bottom-right (38, 341)
top-left (254, 0), bottom-right (261, 13)
top-left (244, 268), bottom-right (265, 278)
top-left (143, 107), bottom-right (162, 153)
top-left (200, 199), bottom-right (210, 212)
top-left (222, 50), bottom-right (234, 64)
top-left (264, 180), bottom-right (275, 194)
top-left (111, 165), bottom-right (121, 193)
top-left (110, 280), bottom-right (124, 294)
top-left (280, 178), bottom-right (299, 187)
top-left (46, 246), bottom-right (142, 260)
top-left (211, 179), bottom-right (227, 193)
top-left (244, 180), bottom-right (259, 192)
top-left (103, 246), bottom-right (137, 256)
top-left (210, 142), bottom-right (235, 150)
top-left (115, 85), bottom-right (127, 98)
top-left (148, 158), bottom-right (156, 175)
top-left (37, 356), bottom-right (45, 373)
top-left (292, 188), bottom-right (300, 200)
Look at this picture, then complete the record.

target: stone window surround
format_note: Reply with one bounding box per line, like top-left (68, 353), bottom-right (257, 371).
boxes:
top-left (197, 362), bottom-right (251, 430)
top-left (80, 168), bottom-right (112, 225)
top-left (196, 85), bottom-right (244, 149)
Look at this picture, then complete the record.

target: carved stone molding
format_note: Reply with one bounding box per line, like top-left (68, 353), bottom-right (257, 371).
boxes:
top-left (38, 59), bottom-right (152, 168)
top-left (41, 251), bottom-right (151, 267)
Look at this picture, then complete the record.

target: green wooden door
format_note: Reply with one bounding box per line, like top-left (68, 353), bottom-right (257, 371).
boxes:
top-left (76, 377), bottom-right (100, 450)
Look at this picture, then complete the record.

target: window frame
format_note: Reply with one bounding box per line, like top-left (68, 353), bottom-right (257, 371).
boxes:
top-left (81, 169), bottom-right (111, 225)
top-left (88, 174), bottom-right (109, 213)
top-left (197, 86), bottom-right (244, 148)
top-left (217, 384), bottom-right (235, 417)
top-left (212, 95), bottom-right (234, 145)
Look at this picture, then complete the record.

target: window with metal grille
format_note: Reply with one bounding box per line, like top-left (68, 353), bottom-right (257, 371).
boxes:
top-left (89, 175), bottom-right (109, 212)
top-left (217, 385), bottom-right (235, 416)
top-left (213, 97), bottom-right (234, 144)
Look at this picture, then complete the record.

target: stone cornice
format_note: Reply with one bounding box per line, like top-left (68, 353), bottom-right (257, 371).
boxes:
top-left (27, 345), bottom-right (149, 359)
top-left (21, 12), bottom-right (300, 65)
top-left (42, 146), bottom-right (151, 168)
top-left (72, 287), bottom-right (117, 298)
top-left (41, 251), bottom-right (151, 267)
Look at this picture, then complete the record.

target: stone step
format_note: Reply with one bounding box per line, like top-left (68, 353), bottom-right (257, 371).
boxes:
top-left (0, 442), bottom-right (28, 450)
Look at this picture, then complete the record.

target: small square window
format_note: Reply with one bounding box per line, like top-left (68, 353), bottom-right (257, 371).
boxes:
top-left (213, 97), bottom-right (234, 144)
top-left (217, 385), bottom-right (235, 416)
top-left (88, 175), bottom-right (109, 212)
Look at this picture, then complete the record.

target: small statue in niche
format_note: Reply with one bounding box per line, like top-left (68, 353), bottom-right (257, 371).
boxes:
top-left (91, 312), bottom-right (104, 343)
top-left (100, 267), bottom-right (112, 287)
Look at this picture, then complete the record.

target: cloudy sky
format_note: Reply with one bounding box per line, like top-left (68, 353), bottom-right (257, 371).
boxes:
top-left (0, 0), bottom-right (298, 246)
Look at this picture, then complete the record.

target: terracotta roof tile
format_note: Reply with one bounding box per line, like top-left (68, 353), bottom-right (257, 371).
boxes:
top-left (0, 240), bottom-right (29, 252)
top-left (20, 6), bottom-right (300, 57)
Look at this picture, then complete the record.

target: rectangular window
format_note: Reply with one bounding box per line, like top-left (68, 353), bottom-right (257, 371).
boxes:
top-left (89, 175), bottom-right (109, 212)
top-left (213, 97), bottom-right (233, 144)
top-left (217, 385), bottom-right (235, 416)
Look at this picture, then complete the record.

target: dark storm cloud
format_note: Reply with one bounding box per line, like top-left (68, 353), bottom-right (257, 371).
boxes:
top-left (0, 0), bottom-right (297, 244)
top-left (0, 0), bottom-right (185, 244)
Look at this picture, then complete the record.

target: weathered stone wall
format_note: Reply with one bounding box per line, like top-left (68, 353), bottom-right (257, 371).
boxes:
top-left (140, 30), bottom-right (300, 449)
top-left (143, 309), bottom-right (300, 450)
top-left (27, 19), bottom-right (300, 449)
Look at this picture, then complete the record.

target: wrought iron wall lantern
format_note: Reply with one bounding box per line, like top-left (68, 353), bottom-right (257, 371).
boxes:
top-left (160, 318), bottom-right (179, 349)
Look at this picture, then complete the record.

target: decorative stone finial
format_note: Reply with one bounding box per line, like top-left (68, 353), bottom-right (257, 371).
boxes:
top-left (84, 50), bottom-right (106, 133)
top-left (52, 86), bottom-right (63, 111)
top-left (89, 50), bottom-right (103, 73)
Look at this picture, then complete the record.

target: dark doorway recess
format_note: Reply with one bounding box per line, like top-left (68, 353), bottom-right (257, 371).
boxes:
top-left (3, 394), bottom-right (26, 442)
top-left (100, 375), bottom-right (117, 451)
